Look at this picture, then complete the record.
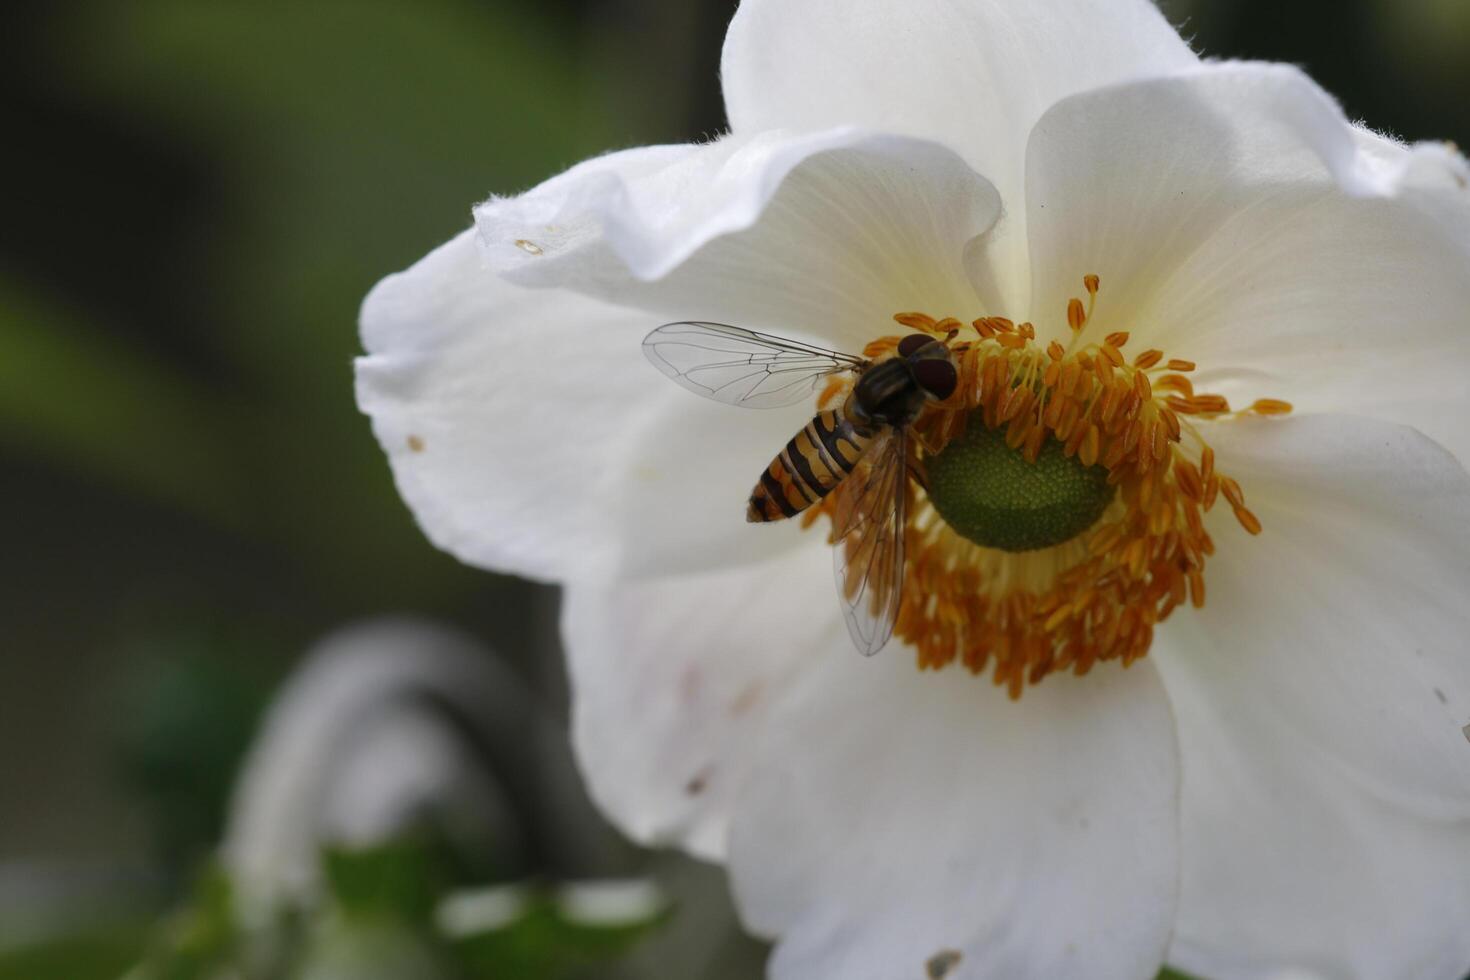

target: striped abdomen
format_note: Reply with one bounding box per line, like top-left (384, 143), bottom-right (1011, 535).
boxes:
top-left (747, 410), bottom-right (873, 522)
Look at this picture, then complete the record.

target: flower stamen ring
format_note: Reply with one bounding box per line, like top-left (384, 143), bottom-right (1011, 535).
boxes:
top-left (807, 277), bottom-right (1286, 698)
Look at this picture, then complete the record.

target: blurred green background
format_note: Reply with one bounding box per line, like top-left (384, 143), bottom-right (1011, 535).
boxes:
top-left (3, 0), bottom-right (1468, 977)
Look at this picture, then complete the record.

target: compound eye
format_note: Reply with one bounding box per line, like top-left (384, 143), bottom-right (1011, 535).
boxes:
top-left (911, 358), bottom-right (958, 401)
top-left (897, 333), bottom-right (937, 358)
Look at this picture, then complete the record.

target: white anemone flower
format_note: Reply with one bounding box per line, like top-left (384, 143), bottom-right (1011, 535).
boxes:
top-left (355, 1), bottom-right (1470, 977)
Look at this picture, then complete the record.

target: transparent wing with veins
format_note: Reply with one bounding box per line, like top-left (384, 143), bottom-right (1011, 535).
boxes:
top-left (829, 428), bottom-right (907, 656)
top-left (642, 321), bottom-right (865, 409)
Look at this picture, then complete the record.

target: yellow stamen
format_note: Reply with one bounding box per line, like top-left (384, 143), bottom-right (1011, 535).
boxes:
top-left (1249, 398), bottom-right (1294, 416)
top-left (813, 277), bottom-right (1288, 697)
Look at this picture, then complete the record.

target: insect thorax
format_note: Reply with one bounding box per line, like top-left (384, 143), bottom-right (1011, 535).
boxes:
top-left (852, 359), bottom-right (926, 427)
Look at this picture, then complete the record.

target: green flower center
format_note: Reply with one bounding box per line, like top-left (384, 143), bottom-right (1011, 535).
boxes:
top-left (924, 417), bottom-right (1115, 553)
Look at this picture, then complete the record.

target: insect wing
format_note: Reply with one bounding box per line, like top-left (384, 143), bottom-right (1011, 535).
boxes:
top-left (643, 321), bottom-right (864, 409)
top-left (830, 428), bottom-right (907, 656)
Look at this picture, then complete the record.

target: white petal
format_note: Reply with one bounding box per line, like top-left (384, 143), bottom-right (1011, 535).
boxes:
top-left (563, 542), bottom-right (837, 861)
top-left (721, 0), bottom-right (1197, 309)
top-left (730, 650), bottom-right (1180, 979)
top-left (720, 0), bottom-right (1197, 202)
top-left (1183, 413), bottom-right (1470, 810)
top-left (363, 133), bottom-right (1000, 582)
top-left (477, 129), bottom-right (1002, 353)
top-left (1152, 414), bottom-right (1470, 978)
top-left (1022, 63), bottom-right (1470, 462)
top-left (1168, 781), bottom-right (1470, 980)
top-left (357, 230), bottom-right (807, 582)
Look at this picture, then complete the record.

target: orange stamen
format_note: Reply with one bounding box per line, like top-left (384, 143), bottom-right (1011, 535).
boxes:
top-left (814, 277), bottom-right (1286, 697)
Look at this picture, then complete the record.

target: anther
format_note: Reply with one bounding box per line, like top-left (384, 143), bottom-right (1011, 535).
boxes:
top-left (895, 312), bottom-right (938, 330)
top-left (1234, 506), bottom-right (1263, 535)
top-left (1067, 299), bottom-right (1086, 331)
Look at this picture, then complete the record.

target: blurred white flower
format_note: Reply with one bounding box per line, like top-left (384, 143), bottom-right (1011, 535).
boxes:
top-left (224, 620), bottom-right (533, 912)
top-left (356, 0), bottom-right (1470, 977)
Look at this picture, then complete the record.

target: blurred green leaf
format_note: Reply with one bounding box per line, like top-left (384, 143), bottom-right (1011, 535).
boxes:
top-left (127, 866), bottom-right (239, 980)
top-left (322, 838), bottom-right (445, 925)
top-left (451, 883), bottom-right (669, 980)
top-left (123, 842), bottom-right (670, 980)
top-left (0, 278), bottom-right (252, 531)
top-left (296, 914), bottom-right (457, 980)
top-left (0, 923), bottom-right (151, 980)
top-left (114, 636), bottom-right (274, 868)
top-left (36, 0), bottom-right (628, 602)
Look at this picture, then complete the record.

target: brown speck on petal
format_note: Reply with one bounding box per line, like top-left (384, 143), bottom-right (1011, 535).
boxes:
top-left (407, 435), bottom-right (426, 453)
top-left (730, 681), bottom-right (764, 717)
top-left (685, 766), bottom-right (713, 796)
top-left (926, 949), bottom-right (963, 978)
top-left (514, 238), bottom-right (544, 255)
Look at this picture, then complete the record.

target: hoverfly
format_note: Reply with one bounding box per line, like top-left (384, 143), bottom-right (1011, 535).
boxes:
top-left (642, 321), bottom-right (958, 655)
